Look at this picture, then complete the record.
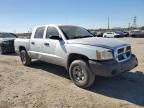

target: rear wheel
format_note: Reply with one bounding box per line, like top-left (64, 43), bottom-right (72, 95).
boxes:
top-left (20, 50), bottom-right (31, 66)
top-left (69, 60), bottom-right (95, 88)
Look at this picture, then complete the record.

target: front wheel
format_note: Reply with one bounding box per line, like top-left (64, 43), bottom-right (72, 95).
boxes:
top-left (20, 50), bottom-right (31, 66)
top-left (69, 60), bottom-right (95, 88)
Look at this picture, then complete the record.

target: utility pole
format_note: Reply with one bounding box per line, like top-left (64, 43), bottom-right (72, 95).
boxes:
top-left (128, 23), bottom-right (131, 31)
top-left (108, 16), bottom-right (110, 31)
top-left (132, 16), bottom-right (137, 28)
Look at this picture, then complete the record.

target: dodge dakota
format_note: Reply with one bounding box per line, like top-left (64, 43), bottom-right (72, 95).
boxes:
top-left (15, 25), bottom-right (138, 88)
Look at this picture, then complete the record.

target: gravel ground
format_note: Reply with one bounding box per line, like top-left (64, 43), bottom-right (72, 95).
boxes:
top-left (0, 38), bottom-right (144, 108)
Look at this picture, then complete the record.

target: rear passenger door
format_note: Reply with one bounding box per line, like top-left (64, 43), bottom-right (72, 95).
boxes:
top-left (30, 27), bottom-right (45, 59)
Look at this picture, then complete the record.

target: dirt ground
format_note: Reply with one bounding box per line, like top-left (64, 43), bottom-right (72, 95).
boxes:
top-left (0, 38), bottom-right (144, 108)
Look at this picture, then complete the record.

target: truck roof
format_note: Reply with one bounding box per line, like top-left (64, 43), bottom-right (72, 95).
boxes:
top-left (34, 24), bottom-right (82, 28)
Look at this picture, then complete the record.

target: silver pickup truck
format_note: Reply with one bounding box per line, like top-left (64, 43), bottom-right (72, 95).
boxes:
top-left (15, 25), bottom-right (138, 88)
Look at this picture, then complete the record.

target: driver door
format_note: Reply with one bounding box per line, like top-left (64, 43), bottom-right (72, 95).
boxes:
top-left (40, 26), bottom-right (66, 66)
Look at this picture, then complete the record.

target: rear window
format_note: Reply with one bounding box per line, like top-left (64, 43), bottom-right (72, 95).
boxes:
top-left (107, 32), bottom-right (112, 34)
top-left (34, 27), bottom-right (45, 39)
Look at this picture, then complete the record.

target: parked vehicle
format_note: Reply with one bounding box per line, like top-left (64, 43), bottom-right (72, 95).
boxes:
top-left (0, 33), bottom-right (17, 54)
top-left (129, 30), bottom-right (144, 37)
top-left (15, 25), bottom-right (138, 88)
top-left (89, 30), bottom-right (103, 37)
top-left (115, 31), bottom-right (129, 37)
top-left (89, 30), bottom-right (97, 36)
top-left (96, 31), bottom-right (104, 37)
top-left (103, 32), bottom-right (121, 38)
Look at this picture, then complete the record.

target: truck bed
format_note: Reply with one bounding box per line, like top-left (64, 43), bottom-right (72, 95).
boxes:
top-left (14, 38), bottom-right (30, 53)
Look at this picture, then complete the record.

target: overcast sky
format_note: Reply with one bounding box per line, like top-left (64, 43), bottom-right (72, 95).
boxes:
top-left (0, 0), bottom-right (144, 33)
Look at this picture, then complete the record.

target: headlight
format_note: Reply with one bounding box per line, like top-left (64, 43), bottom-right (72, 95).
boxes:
top-left (96, 50), bottom-right (113, 60)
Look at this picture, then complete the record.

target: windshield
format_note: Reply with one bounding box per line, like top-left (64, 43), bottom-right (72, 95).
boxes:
top-left (59, 26), bottom-right (94, 39)
top-left (0, 33), bottom-right (17, 38)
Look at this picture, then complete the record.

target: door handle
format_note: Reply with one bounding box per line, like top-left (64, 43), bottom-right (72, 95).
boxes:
top-left (44, 43), bottom-right (49, 46)
top-left (31, 42), bottom-right (35, 45)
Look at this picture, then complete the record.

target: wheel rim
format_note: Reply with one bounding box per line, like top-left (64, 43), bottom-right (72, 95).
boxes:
top-left (72, 65), bottom-right (86, 82)
top-left (21, 52), bottom-right (26, 64)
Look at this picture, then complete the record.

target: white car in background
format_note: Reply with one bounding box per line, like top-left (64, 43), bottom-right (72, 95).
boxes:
top-left (103, 32), bottom-right (121, 38)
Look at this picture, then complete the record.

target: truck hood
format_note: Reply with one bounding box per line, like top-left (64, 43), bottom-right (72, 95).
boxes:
top-left (0, 38), bottom-right (15, 44)
top-left (0, 38), bottom-right (15, 41)
top-left (67, 37), bottom-right (129, 49)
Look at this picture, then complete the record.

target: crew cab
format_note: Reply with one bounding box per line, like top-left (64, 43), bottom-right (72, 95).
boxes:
top-left (15, 25), bottom-right (138, 88)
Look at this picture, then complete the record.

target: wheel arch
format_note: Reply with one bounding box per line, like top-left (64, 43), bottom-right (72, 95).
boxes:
top-left (66, 53), bottom-right (89, 70)
top-left (19, 46), bottom-right (27, 52)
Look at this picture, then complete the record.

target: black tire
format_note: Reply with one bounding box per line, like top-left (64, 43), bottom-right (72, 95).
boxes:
top-left (131, 35), bottom-right (136, 38)
top-left (104, 35), bottom-right (108, 38)
top-left (20, 50), bottom-right (31, 66)
top-left (69, 60), bottom-right (95, 88)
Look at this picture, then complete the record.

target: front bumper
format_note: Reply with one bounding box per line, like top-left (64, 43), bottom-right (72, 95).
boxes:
top-left (89, 54), bottom-right (138, 77)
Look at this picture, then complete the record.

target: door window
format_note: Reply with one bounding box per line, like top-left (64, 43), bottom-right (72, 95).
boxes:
top-left (34, 27), bottom-right (45, 39)
top-left (46, 27), bottom-right (59, 39)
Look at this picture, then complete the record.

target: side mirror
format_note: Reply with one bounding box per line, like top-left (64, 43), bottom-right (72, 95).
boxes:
top-left (49, 35), bottom-right (63, 40)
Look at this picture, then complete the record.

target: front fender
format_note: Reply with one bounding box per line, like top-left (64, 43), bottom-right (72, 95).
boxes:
top-left (65, 44), bottom-right (110, 60)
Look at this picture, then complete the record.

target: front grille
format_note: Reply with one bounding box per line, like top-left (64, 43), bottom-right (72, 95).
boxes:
top-left (126, 46), bottom-right (131, 51)
top-left (8, 40), bottom-right (14, 47)
top-left (7, 40), bottom-right (15, 52)
top-left (116, 45), bottom-right (131, 62)
top-left (117, 48), bottom-right (124, 54)
top-left (2, 40), bottom-right (15, 53)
